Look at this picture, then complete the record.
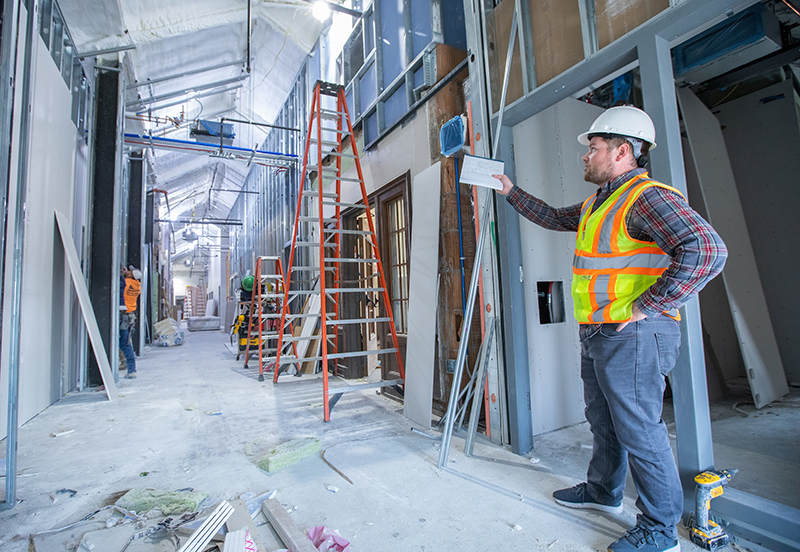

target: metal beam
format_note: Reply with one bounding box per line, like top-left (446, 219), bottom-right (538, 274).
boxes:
top-left (696, 44), bottom-right (800, 92)
top-left (134, 84), bottom-right (243, 114)
top-left (127, 58), bottom-right (246, 90)
top-left (77, 43), bottom-right (136, 58)
top-left (126, 74), bottom-right (249, 109)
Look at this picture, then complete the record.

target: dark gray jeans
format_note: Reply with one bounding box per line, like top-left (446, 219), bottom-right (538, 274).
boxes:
top-left (579, 317), bottom-right (683, 539)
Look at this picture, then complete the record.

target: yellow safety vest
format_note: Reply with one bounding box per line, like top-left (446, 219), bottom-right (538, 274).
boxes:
top-left (571, 173), bottom-right (683, 324)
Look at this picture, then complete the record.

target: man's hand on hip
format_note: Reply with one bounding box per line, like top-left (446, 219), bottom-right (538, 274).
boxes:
top-left (492, 174), bottom-right (514, 196)
top-left (617, 303), bottom-right (647, 332)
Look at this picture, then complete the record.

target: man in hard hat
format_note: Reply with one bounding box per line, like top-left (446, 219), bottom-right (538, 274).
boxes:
top-left (119, 267), bottom-right (142, 379)
top-left (493, 106), bottom-right (727, 552)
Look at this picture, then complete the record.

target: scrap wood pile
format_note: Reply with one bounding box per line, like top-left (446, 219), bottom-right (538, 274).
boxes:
top-left (28, 487), bottom-right (350, 552)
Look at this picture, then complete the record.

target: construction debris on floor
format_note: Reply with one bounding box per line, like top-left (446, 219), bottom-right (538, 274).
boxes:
top-left (28, 487), bottom-right (350, 552)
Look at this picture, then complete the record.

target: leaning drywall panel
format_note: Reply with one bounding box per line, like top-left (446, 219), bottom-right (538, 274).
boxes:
top-left (15, 37), bottom-right (78, 427)
top-left (595, 0), bottom-right (669, 49)
top-left (403, 162), bottom-right (441, 427)
top-left (678, 88), bottom-right (788, 408)
top-left (511, 98), bottom-right (604, 435)
top-left (714, 80), bottom-right (800, 385)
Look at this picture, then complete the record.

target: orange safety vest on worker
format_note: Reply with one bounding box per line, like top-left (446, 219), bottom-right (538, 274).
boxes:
top-left (571, 173), bottom-right (683, 324)
top-left (124, 278), bottom-right (141, 313)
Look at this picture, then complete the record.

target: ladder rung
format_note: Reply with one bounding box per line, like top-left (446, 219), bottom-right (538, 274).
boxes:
top-left (328, 378), bottom-right (405, 395)
top-left (323, 258), bottom-right (378, 263)
top-left (279, 348), bottom-right (399, 364)
top-left (258, 275), bottom-right (283, 280)
top-left (327, 151), bottom-right (357, 159)
top-left (315, 139), bottom-right (341, 148)
top-left (298, 216), bottom-right (338, 224)
top-left (288, 287), bottom-right (384, 295)
top-left (290, 267), bottom-right (336, 272)
top-left (322, 201), bottom-right (365, 209)
top-left (257, 256), bottom-right (280, 261)
top-left (319, 109), bottom-right (345, 120)
top-left (326, 317), bottom-right (390, 325)
top-left (307, 164), bottom-right (339, 173)
top-left (280, 335), bottom-right (323, 343)
top-left (303, 191), bottom-right (338, 198)
top-left (294, 241), bottom-right (337, 247)
top-left (322, 229), bottom-right (373, 236)
top-left (320, 126), bottom-right (351, 135)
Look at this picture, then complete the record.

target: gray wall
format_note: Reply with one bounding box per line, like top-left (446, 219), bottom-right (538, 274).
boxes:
top-left (0, 26), bottom-right (79, 439)
top-left (510, 98), bottom-right (604, 435)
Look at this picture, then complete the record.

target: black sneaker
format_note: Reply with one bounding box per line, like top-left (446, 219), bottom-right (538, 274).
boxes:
top-left (552, 482), bottom-right (623, 514)
top-left (124, 372), bottom-right (137, 379)
top-left (608, 525), bottom-right (679, 552)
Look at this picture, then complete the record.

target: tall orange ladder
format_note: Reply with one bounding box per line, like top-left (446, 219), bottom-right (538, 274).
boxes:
top-left (275, 81), bottom-right (405, 422)
top-left (243, 256), bottom-right (297, 381)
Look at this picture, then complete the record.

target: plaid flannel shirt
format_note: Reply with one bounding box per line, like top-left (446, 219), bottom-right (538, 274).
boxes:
top-left (506, 168), bottom-right (727, 319)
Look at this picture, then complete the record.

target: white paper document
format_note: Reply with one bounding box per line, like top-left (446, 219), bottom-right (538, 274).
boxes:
top-left (459, 154), bottom-right (505, 190)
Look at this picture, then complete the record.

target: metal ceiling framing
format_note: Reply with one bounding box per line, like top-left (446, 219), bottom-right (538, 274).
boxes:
top-left (465, 0), bottom-right (800, 547)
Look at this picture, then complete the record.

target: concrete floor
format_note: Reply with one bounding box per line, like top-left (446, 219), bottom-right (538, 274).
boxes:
top-left (1, 327), bottom-right (798, 551)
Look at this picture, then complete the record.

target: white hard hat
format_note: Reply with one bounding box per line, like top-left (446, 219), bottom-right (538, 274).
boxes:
top-left (577, 106), bottom-right (656, 149)
top-left (131, 269), bottom-right (142, 280)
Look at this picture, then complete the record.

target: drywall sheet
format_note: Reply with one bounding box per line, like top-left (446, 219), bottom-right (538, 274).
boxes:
top-left (403, 162), bottom-right (441, 427)
top-left (714, 80), bottom-right (800, 385)
top-left (511, 98), bottom-right (604, 435)
top-left (529, 0), bottom-right (584, 85)
top-left (595, 0), bottom-right (669, 49)
top-left (56, 211), bottom-right (117, 400)
top-left (487, 0), bottom-right (524, 111)
top-left (678, 88), bottom-right (788, 408)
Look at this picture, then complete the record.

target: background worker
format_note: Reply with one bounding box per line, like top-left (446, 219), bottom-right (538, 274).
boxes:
top-left (120, 267), bottom-right (141, 379)
top-left (493, 106), bottom-right (727, 552)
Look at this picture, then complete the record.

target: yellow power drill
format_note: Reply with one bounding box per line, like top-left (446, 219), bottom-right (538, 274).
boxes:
top-left (688, 468), bottom-right (738, 550)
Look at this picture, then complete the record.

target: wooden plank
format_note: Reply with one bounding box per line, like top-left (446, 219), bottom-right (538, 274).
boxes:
top-left (403, 162), bottom-right (442, 428)
top-left (54, 210), bottom-right (118, 400)
top-left (225, 499), bottom-right (267, 552)
top-left (677, 88), bottom-right (788, 408)
top-left (260, 498), bottom-right (318, 552)
top-left (529, 0), bottom-right (584, 85)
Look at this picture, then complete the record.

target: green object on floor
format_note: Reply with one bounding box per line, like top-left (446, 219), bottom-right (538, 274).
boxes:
top-left (115, 488), bottom-right (209, 515)
top-left (257, 437), bottom-right (321, 473)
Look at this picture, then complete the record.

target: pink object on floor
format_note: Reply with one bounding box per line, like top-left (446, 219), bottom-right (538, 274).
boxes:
top-left (307, 525), bottom-right (351, 552)
top-left (244, 529), bottom-right (257, 552)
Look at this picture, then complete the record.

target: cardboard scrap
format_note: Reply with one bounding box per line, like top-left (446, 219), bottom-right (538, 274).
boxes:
top-left (115, 488), bottom-right (209, 515)
top-left (257, 438), bottom-right (321, 473)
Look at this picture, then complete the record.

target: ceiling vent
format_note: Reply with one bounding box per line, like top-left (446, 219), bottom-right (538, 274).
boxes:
top-left (190, 120), bottom-right (235, 146)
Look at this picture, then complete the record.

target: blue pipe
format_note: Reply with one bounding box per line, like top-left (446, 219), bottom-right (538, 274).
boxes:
top-left (454, 158), bottom-right (467, 314)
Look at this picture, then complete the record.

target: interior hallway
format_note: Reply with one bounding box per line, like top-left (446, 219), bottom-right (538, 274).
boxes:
top-left (1, 326), bottom-right (798, 551)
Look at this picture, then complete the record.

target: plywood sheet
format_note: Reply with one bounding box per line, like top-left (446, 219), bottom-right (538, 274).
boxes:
top-left (529, 0), bottom-right (585, 85)
top-left (677, 88), bottom-right (788, 408)
top-left (488, 0), bottom-right (524, 112)
top-left (403, 162), bottom-right (442, 427)
top-left (595, 0), bottom-right (669, 49)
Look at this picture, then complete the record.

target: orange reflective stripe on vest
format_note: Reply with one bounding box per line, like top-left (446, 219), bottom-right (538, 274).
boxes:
top-left (571, 174), bottom-right (683, 324)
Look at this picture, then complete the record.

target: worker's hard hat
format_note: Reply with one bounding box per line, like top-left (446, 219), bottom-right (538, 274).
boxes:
top-left (131, 269), bottom-right (142, 280)
top-left (577, 106), bottom-right (656, 149)
top-left (242, 275), bottom-right (255, 291)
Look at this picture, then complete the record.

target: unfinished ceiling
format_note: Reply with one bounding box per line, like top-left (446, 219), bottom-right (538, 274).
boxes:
top-left (58, 0), bottom-right (340, 228)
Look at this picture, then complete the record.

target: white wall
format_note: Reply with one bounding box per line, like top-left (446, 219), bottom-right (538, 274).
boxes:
top-left (0, 22), bottom-right (79, 439)
top-left (511, 98), bottom-right (604, 435)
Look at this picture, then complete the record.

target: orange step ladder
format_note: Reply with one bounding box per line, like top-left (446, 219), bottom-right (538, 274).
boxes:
top-left (275, 81), bottom-right (405, 422)
top-left (243, 256), bottom-right (297, 381)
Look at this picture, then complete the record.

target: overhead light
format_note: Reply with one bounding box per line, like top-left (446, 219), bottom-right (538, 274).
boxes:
top-left (184, 259), bottom-right (191, 266)
top-left (312, 1), bottom-right (330, 21)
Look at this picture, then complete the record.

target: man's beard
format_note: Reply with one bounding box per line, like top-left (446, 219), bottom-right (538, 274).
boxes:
top-left (583, 163), bottom-right (612, 185)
